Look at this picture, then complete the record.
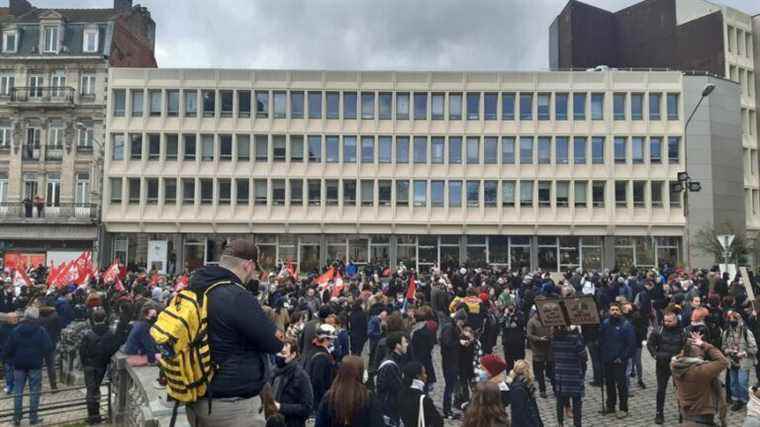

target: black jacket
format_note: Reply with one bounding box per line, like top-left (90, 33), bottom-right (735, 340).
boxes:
top-left (189, 265), bottom-right (283, 399)
top-left (647, 325), bottom-right (684, 363)
top-left (348, 308), bottom-right (368, 347)
top-left (410, 322), bottom-right (437, 384)
top-left (79, 323), bottom-right (121, 369)
top-left (272, 361), bottom-right (314, 427)
top-left (306, 346), bottom-right (336, 414)
top-left (440, 321), bottom-right (461, 371)
top-left (376, 351), bottom-right (404, 423)
top-left (398, 385), bottom-right (444, 427)
top-left (508, 378), bottom-right (544, 427)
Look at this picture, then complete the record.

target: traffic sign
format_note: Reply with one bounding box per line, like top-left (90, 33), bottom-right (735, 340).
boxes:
top-left (717, 234), bottom-right (735, 250)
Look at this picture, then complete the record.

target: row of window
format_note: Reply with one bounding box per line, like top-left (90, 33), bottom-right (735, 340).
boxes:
top-left (111, 177), bottom-right (683, 210)
top-left (112, 133), bottom-right (681, 166)
top-left (2, 25), bottom-right (99, 54)
top-left (0, 72), bottom-right (99, 97)
top-left (727, 25), bottom-right (753, 59)
top-left (111, 88), bottom-right (681, 122)
top-left (0, 125), bottom-right (95, 150)
top-left (0, 172), bottom-right (91, 205)
top-left (728, 65), bottom-right (755, 98)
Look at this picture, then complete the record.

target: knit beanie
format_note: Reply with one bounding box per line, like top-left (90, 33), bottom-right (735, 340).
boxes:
top-left (691, 307), bottom-right (709, 323)
top-left (480, 354), bottom-right (507, 377)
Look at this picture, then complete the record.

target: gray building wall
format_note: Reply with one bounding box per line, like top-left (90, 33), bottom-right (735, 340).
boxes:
top-left (683, 75), bottom-right (744, 267)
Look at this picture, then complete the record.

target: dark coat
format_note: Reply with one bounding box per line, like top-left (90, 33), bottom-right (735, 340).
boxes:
top-left (272, 361), bottom-right (314, 427)
top-left (315, 393), bottom-right (384, 427)
top-left (508, 377), bottom-right (544, 427)
top-left (501, 310), bottom-right (526, 360)
top-left (647, 325), bottom-right (684, 363)
top-left (410, 321), bottom-right (437, 384)
top-left (440, 321), bottom-right (460, 376)
top-left (599, 316), bottom-right (635, 364)
top-left (306, 346), bottom-right (336, 413)
top-left (376, 352), bottom-right (404, 423)
top-left (348, 308), bottom-right (368, 352)
top-left (123, 320), bottom-right (157, 363)
top-left (551, 332), bottom-right (587, 397)
top-left (398, 385), bottom-right (443, 427)
top-left (79, 323), bottom-right (121, 369)
top-left (3, 321), bottom-right (53, 370)
top-left (39, 310), bottom-right (62, 348)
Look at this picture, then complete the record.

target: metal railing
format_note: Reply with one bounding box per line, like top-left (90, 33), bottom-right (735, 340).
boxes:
top-left (0, 202), bottom-right (98, 221)
top-left (8, 86), bottom-right (76, 104)
top-left (0, 382), bottom-right (111, 425)
top-left (45, 145), bottom-right (64, 161)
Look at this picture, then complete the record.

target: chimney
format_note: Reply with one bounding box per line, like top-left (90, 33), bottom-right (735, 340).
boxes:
top-left (114, 0), bottom-right (133, 10)
top-left (9, 0), bottom-right (33, 16)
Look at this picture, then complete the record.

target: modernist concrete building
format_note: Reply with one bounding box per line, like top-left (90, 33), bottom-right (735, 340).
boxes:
top-left (100, 68), bottom-right (742, 274)
top-left (0, 0), bottom-right (156, 268)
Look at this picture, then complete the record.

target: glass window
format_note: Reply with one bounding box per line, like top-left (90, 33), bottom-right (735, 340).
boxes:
top-left (650, 137), bottom-right (662, 163)
top-left (467, 93), bottom-right (480, 120)
top-left (484, 137), bottom-right (497, 164)
top-left (272, 180), bottom-right (286, 206)
top-left (668, 137), bottom-right (680, 163)
top-left (290, 135), bottom-right (304, 162)
top-left (431, 181), bottom-right (444, 207)
top-left (519, 93), bottom-right (532, 120)
top-left (467, 181), bottom-right (480, 207)
top-left (200, 179), bottom-right (213, 204)
top-left (651, 181), bottom-right (663, 207)
top-left (396, 180), bottom-right (409, 206)
top-left (379, 180), bottom-right (392, 206)
top-left (273, 91), bottom-right (286, 118)
top-left (272, 135), bottom-right (286, 161)
top-left (379, 136), bottom-right (392, 163)
top-left (255, 135), bottom-right (268, 161)
top-left (556, 181), bottom-right (569, 207)
top-left (555, 93), bottom-right (568, 120)
top-left (667, 93), bottom-right (679, 120)
top-left (484, 181), bottom-right (497, 207)
top-left (413, 180), bottom-right (427, 207)
top-left (649, 93), bottom-right (661, 120)
top-left (502, 93), bottom-right (515, 120)
top-left (449, 180), bottom-right (462, 207)
top-left (431, 137), bottom-right (444, 164)
top-left (528, 92), bottom-right (547, 122)
top-left (633, 181), bottom-right (645, 207)
top-left (538, 181), bottom-right (551, 207)
top-left (670, 182), bottom-right (682, 207)
top-left (308, 135), bottom-right (321, 162)
top-left (182, 178), bottom-right (196, 205)
top-left (396, 92), bottom-right (410, 120)
top-left (201, 135), bottom-right (214, 161)
top-left (183, 134), bottom-right (196, 161)
top-left (109, 178), bottom-right (122, 203)
top-left (614, 137), bottom-right (627, 164)
top-left (379, 92), bottom-right (392, 120)
top-left (236, 135), bottom-right (250, 161)
top-left (361, 92), bottom-right (374, 120)
top-left (466, 137), bottom-right (479, 164)
top-left (308, 91), bottom-right (322, 119)
top-left (520, 137), bottom-right (533, 164)
top-left (326, 136), bottom-right (339, 162)
top-left (342, 180), bottom-right (355, 206)
top-left (167, 90), bottom-right (179, 116)
top-left (361, 180), bottom-right (374, 206)
top-left (592, 181), bottom-right (605, 207)
top-left (414, 136), bottom-right (427, 164)
top-left (502, 181), bottom-right (515, 207)
top-left (484, 93), bottom-right (497, 120)
top-left (396, 136), bottom-right (409, 163)
top-left (254, 180), bottom-right (267, 204)
top-left (361, 136), bottom-right (374, 163)
top-left (449, 137), bottom-right (462, 164)
top-left (591, 93), bottom-right (604, 120)
top-left (112, 134), bottom-right (125, 160)
top-left (615, 181), bottom-right (627, 207)
top-left (631, 93), bottom-right (643, 120)
top-left (449, 93), bottom-right (462, 120)
top-left (220, 90), bottom-right (233, 117)
top-left (113, 89), bottom-right (126, 116)
top-left (238, 90), bottom-right (251, 118)
top-left (131, 89), bottom-right (144, 117)
top-left (343, 92), bottom-right (357, 119)
top-left (573, 93), bottom-right (586, 120)
top-left (307, 179), bottom-right (321, 206)
top-left (520, 181), bottom-right (534, 207)
top-left (343, 136), bottom-right (357, 163)
top-left (538, 137), bottom-right (551, 164)
top-left (326, 92), bottom-right (339, 119)
top-left (573, 137), bottom-right (586, 164)
top-left (255, 91), bottom-right (268, 118)
top-left (290, 91), bottom-right (304, 119)
top-left (414, 92), bottom-right (427, 120)
top-left (632, 137), bottom-right (644, 163)
top-left (431, 93), bottom-right (444, 120)
top-left (502, 137), bottom-right (515, 164)
top-left (236, 179), bottom-right (249, 204)
top-left (219, 135), bottom-right (233, 161)
top-left (217, 179), bottom-right (231, 204)
top-left (592, 136), bottom-right (604, 164)
top-left (574, 181), bottom-right (587, 208)
top-left (614, 93), bottom-right (626, 120)
top-left (129, 134), bottom-right (142, 160)
top-left (555, 137), bottom-right (568, 164)
top-left (202, 90), bottom-right (215, 117)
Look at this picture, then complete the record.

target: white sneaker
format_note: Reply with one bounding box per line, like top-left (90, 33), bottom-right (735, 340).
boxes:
top-left (3, 386), bottom-right (10, 394)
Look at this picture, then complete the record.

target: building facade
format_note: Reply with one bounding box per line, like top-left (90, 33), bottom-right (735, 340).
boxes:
top-left (101, 68), bottom-right (741, 274)
top-left (0, 0), bottom-right (156, 269)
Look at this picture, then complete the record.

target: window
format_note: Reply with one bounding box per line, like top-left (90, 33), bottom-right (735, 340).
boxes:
top-left (308, 91), bottom-right (322, 119)
top-left (633, 181), bottom-right (645, 207)
top-left (555, 93), bottom-right (568, 120)
top-left (83, 27), bottom-right (98, 52)
top-left (414, 92), bottom-right (428, 120)
top-left (238, 90), bottom-right (251, 118)
top-left (449, 137), bottom-right (462, 164)
top-left (431, 137), bottom-right (444, 164)
top-left (43, 26), bottom-right (59, 52)
top-left (149, 90), bottom-right (162, 116)
top-left (128, 178), bottom-right (140, 204)
top-left (614, 137), bottom-right (627, 164)
top-left (76, 173), bottom-right (90, 206)
top-left (1, 73), bottom-right (16, 96)
top-left (467, 181), bottom-right (479, 207)
top-left (519, 93), bottom-right (532, 120)
top-left (290, 135), bottom-right (304, 162)
top-left (414, 136), bottom-right (427, 164)
top-left (326, 92), bottom-right (339, 119)
top-left (632, 137), bottom-right (644, 164)
top-left (80, 74), bottom-right (96, 96)
top-left (112, 134), bottom-right (125, 160)
top-left (397, 92), bottom-right (410, 120)
top-left (379, 92), bottom-right (392, 120)
top-left (650, 137), bottom-right (662, 163)
top-left (109, 178), bottom-right (122, 203)
top-left (538, 181), bottom-right (551, 207)
top-left (615, 181), bottom-right (627, 208)
top-left (502, 137), bottom-right (515, 164)
top-left (537, 93), bottom-right (550, 120)
top-left (484, 137), bottom-right (497, 164)
top-left (484, 181), bottom-right (497, 207)
top-left (148, 134), bottom-right (160, 160)
top-left (255, 91), bottom-right (269, 118)
top-left (361, 180), bottom-right (374, 206)
top-left (651, 181), bottom-right (663, 207)
top-left (396, 136), bottom-right (409, 163)
top-left (219, 90), bottom-right (233, 117)
top-left (466, 137), bottom-right (479, 164)
top-left (273, 91), bottom-right (286, 118)
top-left (184, 90), bottom-right (198, 117)
top-left (379, 180), bottom-right (392, 206)
top-left (183, 179), bottom-right (196, 205)
top-left (3, 30), bottom-right (17, 52)
top-left (554, 137), bottom-right (568, 164)
top-left (591, 137), bottom-right (604, 164)
top-left (574, 181), bottom-right (587, 208)
top-left (573, 93), bottom-right (586, 120)
top-left (431, 93), bottom-right (444, 120)
top-left (396, 180), bottom-right (409, 207)
top-left (520, 181), bottom-right (534, 207)
top-left (379, 136), bottom-right (392, 163)
top-left (449, 181), bottom-right (462, 207)
top-left (273, 135), bottom-right (286, 161)
top-left (342, 136), bottom-right (357, 163)
top-left (326, 136), bottom-right (339, 162)
top-left (466, 93), bottom-right (480, 120)
top-left (361, 136), bottom-right (374, 163)
top-left (272, 180), bottom-right (286, 206)
top-left (307, 180), bottom-right (321, 206)
top-left (649, 93), bottom-right (661, 120)
top-left (163, 90), bottom-right (179, 116)
top-left (219, 135), bottom-right (232, 161)
top-left (573, 137), bottom-right (586, 164)
top-left (236, 179), bottom-right (249, 205)
top-left (631, 93), bottom-right (643, 120)
top-left (502, 181), bottom-right (515, 207)
top-left (201, 135), bottom-right (214, 161)
top-left (202, 90), bottom-right (215, 117)
top-left (216, 179), bottom-right (230, 205)
top-left (591, 93), bottom-right (604, 120)
top-left (519, 137), bottom-right (533, 164)
top-left (255, 135), bottom-right (268, 161)
top-left (449, 93), bottom-right (462, 120)
top-left (343, 180), bottom-right (356, 206)
top-left (592, 181), bottom-right (605, 207)
top-left (502, 93), bottom-right (515, 120)
top-left (361, 92), bottom-right (374, 120)
top-left (308, 135), bottom-right (321, 162)
top-left (484, 93), bottom-right (497, 120)
top-left (326, 180), bottom-right (339, 206)
top-left (254, 180), bottom-right (267, 204)
top-left (431, 181), bottom-right (444, 207)
top-left (131, 89), bottom-right (144, 117)
top-left (290, 179), bottom-right (303, 205)
top-left (614, 93), bottom-right (626, 120)
top-left (668, 137), bottom-right (680, 163)
top-left (667, 93), bottom-right (679, 120)
top-left (343, 92), bottom-right (357, 119)
top-left (236, 135), bottom-right (250, 161)
top-left (0, 125), bottom-right (8, 148)
top-left (129, 134), bottom-right (142, 160)
top-left (556, 181), bottom-right (569, 207)
top-left (291, 91), bottom-right (304, 119)
top-left (183, 135), bottom-right (196, 161)
top-left (538, 137), bottom-right (551, 164)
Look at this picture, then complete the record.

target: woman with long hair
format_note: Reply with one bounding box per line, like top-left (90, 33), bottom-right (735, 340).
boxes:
top-left (462, 382), bottom-right (510, 427)
top-left (507, 360), bottom-right (544, 427)
top-left (315, 355), bottom-right (382, 427)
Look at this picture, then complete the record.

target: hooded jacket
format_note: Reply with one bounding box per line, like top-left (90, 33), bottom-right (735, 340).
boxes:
top-left (189, 264), bottom-right (283, 399)
top-left (79, 322), bottom-right (121, 369)
top-left (272, 360), bottom-right (314, 427)
top-left (3, 321), bottom-right (53, 370)
top-left (721, 318), bottom-right (758, 370)
top-left (670, 342), bottom-right (728, 421)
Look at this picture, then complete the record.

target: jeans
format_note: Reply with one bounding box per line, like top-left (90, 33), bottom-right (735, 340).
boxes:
top-left (3, 362), bottom-right (13, 391)
top-left (604, 362), bottom-right (628, 412)
top-left (586, 340), bottom-right (602, 383)
top-left (626, 347), bottom-right (643, 390)
top-left (730, 367), bottom-right (750, 403)
top-left (655, 360), bottom-right (672, 415)
top-left (13, 368), bottom-right (42, 424)
top-left (44, 351), bottom-right (57, 389)
top-left (533, 359), bottom-right (554, 394)
top-left (84, 366), bottom-right (107, 423)
top-left (442, 367), bottom-right (459, 413)
top-left (187, 396), bottom-right (263, 427)
top-left (556, 395), bottom-right (582, 427)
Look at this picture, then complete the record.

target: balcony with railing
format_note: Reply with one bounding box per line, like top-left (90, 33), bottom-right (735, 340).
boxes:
top-left (6, 86), bottom-right (76, 107)
top-left (45, 144), bottom-right (64, 161)
top-left (0, 202), bottom-right (97, 223)
top-left (22, 144), bottom-right (41, 161)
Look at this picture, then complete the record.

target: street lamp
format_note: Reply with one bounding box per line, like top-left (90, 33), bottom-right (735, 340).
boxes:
top-left (680, 83), bottom-right (715, 268)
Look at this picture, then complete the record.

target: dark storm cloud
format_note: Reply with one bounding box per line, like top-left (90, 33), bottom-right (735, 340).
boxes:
top-left (26, 0), bottom-right (760, 70)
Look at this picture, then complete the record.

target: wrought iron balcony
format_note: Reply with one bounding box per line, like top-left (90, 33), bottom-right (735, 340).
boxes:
top-left (6, 86), bottom-right (76, 107)
top-left (0, 202), bottom-right (98, 223)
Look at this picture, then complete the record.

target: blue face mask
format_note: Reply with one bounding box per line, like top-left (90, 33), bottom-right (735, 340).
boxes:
top-left (476, 368), bottom-right (489, 383)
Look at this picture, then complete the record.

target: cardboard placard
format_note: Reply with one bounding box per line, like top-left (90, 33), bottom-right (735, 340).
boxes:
top-left (740, 266), bottom-right (755, 302)
top-left (564, 295), bottom-right (601, 325)
top-left (535, 298), bottom-right (567, 327)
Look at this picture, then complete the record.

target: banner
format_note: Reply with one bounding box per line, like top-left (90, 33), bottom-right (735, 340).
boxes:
top-left (147, 240), bottom-right (168, 274)
top-left (534, 298), bottom-right (567, 327)
top-left (4, 252), bottom-right (46, 272)
top-left (563, 296), bottom-right (601, 325)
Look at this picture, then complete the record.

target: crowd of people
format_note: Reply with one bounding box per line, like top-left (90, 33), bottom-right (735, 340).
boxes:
top-left (1, 239), bottom-right (760, 426)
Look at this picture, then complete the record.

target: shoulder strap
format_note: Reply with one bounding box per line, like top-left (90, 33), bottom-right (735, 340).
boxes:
top-left (378, 358), bottom-right (397, 371)
top-left (417, 394), bottom-right (426, 427)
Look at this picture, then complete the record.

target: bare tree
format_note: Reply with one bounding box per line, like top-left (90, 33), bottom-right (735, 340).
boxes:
top-left (692, 222), bottom-right (759, 265)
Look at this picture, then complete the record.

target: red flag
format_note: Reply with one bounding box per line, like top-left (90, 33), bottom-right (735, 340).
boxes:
top-left (331, 272), bottom-right (344, 298)
top-left (103, 260), bottom-right (124, 291)
top-left (382, 267), bottom-right (391, 277)
top-left (287, 261), bottom-right (297, 277)
top-left (406, 274), bottom-right (417, 300)
top-left (13, 269), bottom-right (32, 287)
top-left (150, 272), bottom-right (160, 286)
top-left (175, 274), bottom-right (189, 291)
top-left (316, 267), bottom-right (335, 287)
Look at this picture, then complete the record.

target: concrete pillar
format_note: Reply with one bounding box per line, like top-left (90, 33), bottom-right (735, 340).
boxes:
top-left (604, 235), bottom-right (616, 270)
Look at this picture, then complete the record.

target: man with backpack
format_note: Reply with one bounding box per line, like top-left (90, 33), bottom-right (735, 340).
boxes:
top-left (79, 308), bottom-right (122, 425)
top-left (305, 323), bottom-right (337, 414)
top-left (376, 332), bottom-right (408, 427)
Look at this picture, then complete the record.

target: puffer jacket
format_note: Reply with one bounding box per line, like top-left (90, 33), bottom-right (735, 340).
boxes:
top-left (646, 325), bottom-right (684, 362)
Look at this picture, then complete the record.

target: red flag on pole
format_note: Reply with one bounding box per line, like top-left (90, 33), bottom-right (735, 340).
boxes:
top-left (13, 269), bottom-right (32, 287)
top-left (406, 274), bottom-right (417, 300)
top-left (331, 272), bottom-right (344, 298)
top-left (103, 260), bottom-right (124, 291)
top-left (316, 267), bottom-right (335, 287)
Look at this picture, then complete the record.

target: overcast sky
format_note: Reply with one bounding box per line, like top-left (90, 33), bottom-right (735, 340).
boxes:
top-left (22, 0), bottom-right (760, 70)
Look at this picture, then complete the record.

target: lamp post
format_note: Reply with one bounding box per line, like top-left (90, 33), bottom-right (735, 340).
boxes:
top-left (676, 83), bottom-right (715, 268)
top-left (76, 122), bottom-right (105, 266)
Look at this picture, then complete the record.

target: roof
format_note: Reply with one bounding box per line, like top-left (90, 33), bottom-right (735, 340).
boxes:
top-left (15, 7), bottom-right (117, 24)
